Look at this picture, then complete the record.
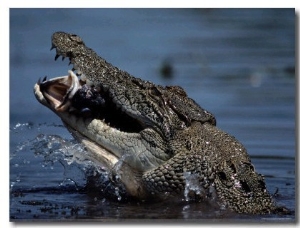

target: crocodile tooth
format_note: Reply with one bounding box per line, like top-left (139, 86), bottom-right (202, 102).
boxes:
top-left (37, 76), bottom-right (47, 85)
top-left (50, 44), bottom-right (55, 51)
top-left (54, 54), bottom-right (60, 61)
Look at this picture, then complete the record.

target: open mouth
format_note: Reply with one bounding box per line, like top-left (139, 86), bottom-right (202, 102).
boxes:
top-left (33, 58), bottom-right (149, 173)
top-left (34, 69), bottom-right (144, 134)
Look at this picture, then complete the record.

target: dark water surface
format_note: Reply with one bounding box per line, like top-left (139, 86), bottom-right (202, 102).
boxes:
top-left (10, 9), bottom-right (296, 222)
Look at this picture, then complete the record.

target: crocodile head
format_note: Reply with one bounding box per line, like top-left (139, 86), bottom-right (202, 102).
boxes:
top-left (34, 32), bottom-right (288, 214)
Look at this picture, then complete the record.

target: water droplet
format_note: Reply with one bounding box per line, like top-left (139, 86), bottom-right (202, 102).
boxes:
top-left (114, 187), bottom-right (122, 201)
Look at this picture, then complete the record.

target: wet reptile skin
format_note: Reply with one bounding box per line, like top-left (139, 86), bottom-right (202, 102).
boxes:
top-left (34, 32), bottom-right (289, 214)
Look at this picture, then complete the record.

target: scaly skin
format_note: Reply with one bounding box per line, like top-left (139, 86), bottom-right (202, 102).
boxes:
top-left (33, 32), bottom-right (288, 214)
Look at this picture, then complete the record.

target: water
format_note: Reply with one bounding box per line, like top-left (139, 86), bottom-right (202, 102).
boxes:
top-left (9, 9), bottom-right (295, 221)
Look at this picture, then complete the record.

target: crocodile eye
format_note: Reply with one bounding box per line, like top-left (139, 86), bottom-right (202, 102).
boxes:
top-left (258, 180), bottom-right (266, 189)
top-left (69, 34), bottom-right (83, 44)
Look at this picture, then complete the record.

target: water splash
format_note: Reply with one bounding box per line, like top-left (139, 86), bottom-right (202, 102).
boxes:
top-left (114, 187), bottom-right (122, 201)
top-left (11, 122), bottom-right (33, 131)
top-left (109, 154), bottom-right (134, 201)
top-left (183, 172), bottom-right (205, 202)
top-left (10, 122), bottom-right (126, 199)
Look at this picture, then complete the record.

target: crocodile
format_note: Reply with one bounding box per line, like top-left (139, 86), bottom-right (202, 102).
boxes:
top-left (33, 31), bottom-right (288, 214)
